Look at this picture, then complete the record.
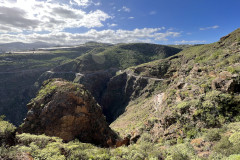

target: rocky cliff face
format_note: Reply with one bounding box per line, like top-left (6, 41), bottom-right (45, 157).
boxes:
top-left (101, 69), bottom-right (164, 123)
top-left (18, 79), bottom-right (119, 147)
top-left (0, 69), bottom-right (47, 125)
top-left (73, 68), bottom-right (118, 103)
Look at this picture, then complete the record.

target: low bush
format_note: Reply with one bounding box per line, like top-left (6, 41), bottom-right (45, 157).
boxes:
top-left (16, 133), bottom-right (61, 148)
top-left (165, 143), bottom-right (196, 160)
top-left (204, 128), bottom-right (221, 141)
top-left (227, 154), bottom-right (240, 160)
top-left (0, 115), bottom-right (16, 146)
top-left (213, 135), bottom-right (240, 157)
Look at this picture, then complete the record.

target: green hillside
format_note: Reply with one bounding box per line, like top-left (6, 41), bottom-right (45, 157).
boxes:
top-left (53, 43), bottom-right (181, 72)
top-left (109, 28), bottom-right (240, 159)
top-left (111, 28), bottom-right (240, 132)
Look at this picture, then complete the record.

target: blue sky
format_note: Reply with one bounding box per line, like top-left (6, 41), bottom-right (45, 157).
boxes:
top-left (0, 0), bottom-right (239, 45)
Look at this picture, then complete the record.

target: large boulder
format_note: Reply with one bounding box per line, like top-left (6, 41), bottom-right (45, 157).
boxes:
top-left (18, 79), bottom-right (119, 147)
top-left (212, 71), bottom-right (240, 93)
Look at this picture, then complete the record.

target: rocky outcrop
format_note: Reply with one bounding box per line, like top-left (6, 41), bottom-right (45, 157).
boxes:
top-left (18, 79), bottom-right (119, 147)
top-left (212, 71), bottom-right (240, 93)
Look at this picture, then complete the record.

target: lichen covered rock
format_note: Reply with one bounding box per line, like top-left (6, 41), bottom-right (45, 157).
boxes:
top-left (18, 78), bottom-right (119, 147)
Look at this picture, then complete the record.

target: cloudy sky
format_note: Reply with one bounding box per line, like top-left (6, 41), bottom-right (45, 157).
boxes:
top-left (0, 0), bottom-right (239, 45)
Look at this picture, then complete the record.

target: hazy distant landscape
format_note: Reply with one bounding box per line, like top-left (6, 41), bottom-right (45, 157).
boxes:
top-left (0, 0), bottom-right (240, 160)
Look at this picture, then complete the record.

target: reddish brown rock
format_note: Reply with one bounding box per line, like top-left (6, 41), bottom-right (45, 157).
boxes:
top-left (18, 78), bottom-right (119, 147)
top-left (116, 136), bottom-right (130, 147)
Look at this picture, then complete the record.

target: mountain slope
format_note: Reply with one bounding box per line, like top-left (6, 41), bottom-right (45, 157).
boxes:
top-left (110, 28), bottom-right (240, 140)
top-left (53, 43), bottom-right (181, 72)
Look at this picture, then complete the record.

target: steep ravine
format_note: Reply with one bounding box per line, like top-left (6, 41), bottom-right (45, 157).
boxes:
top-left (100, 69), bottom-right (166, 123)
top-left (34, 43), bottom-right (181, 124)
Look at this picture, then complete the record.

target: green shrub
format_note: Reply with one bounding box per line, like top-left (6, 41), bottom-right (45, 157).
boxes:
top-left (213, 136), bottom-right (232, 156)
top-left (204, 128), bottom-right (221, 141)
top-left (67, 150), bottom-right (88, 160)
top-left (166, 143), bottom-right (195, 160)
top-left (227, 66), bottom-right (240, 74)
top-left (227, 122), bottom-right (240, 132)
top-left (176, 101), bottom-right (190, 110)
top-left (209, 50), bottom-right (222, 60)
top-left (177, 137), bottom-right (184, 144)
top-left (213, 135), bottom-right (240, 157)
top-left (208, 152), bottom-right (226, 160)
top-left (86, 148), bottom-right (110, 160)
top-left (16, 133), bottom-right (61, 148)
top-left (0, 116), bottom-right (16, 146)
top-left (186, 128), bottom-right (198, 139)
top-left (168, 151), bottom-right (190, 160)
top-left (0, 146), bottom-right (18, 159)
top-left (0, 120), bottom-right (16, 137)
top-left (32, 142), bottom-right (65, 160)
top-left (137, 132), bottom-right (152, 144)
top-left (237, 37), bottom-right (240, 42)
top-left (110, 146), bottom-right (131, 159)
top-left (229, 132), bottom-right (240, 145)
top-left (227, 154), bottom-right (240, 160)
top-left (195, 91), bottom-right (240, 127)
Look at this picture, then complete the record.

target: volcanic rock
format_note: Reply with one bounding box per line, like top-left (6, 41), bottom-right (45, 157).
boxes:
top-left (18, 78), bottom-right (119, 147)
top-left (212, 71), bottom-right (240, 93)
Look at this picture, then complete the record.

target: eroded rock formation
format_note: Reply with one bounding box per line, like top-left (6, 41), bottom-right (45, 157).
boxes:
top-left (18, 78), bottom-right (119, 147)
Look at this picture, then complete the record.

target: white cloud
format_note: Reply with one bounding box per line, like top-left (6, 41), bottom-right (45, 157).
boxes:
top-left (200, 25), bottom-right (219, 31)
top-left (118, 6), bottom-right (130, 12)
top-left (0, 1), bottom-right (181, 46)
top-left (175, 40), bottom-right (206, 44)
top-left (149, 11), bottom-right (157, 15)
top-left (0, 28), bottom-right (181, 45)
top-left (160, 27), bottom-right (166, 30)
top-left (122, 6), bottom-right (130, 12)
top-left (70, 0), bottom-right (91, 6)
top-left (107, 23), bottom-right (118, 27)
top-left (0, 0), bottom-right (110, 33)
top-left (70, 0), bottom-right (101, 6)
top-left (94, 2), bottom-right (101, 6)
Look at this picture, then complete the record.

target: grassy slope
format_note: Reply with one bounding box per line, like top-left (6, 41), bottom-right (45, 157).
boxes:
top-left (53, 43), bottom-right (182, 72)
top-left (111, 28), bottom-right (240, 132)
top-left (109, 28), bottom-right (240, 158)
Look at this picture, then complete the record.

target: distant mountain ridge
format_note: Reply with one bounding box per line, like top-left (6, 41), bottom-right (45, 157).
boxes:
top-left (0, 41), bottom-right (56, 53)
